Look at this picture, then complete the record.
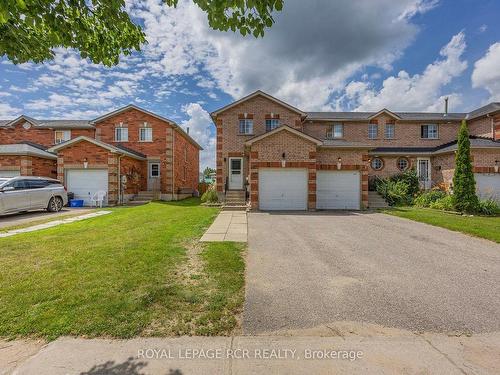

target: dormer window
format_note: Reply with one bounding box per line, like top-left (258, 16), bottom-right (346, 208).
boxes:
top-left (326, 123), bottom-right (343, 139)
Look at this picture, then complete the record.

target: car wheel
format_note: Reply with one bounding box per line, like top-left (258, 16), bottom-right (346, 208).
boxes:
top-left (47, 197), bottom-right (63, 212)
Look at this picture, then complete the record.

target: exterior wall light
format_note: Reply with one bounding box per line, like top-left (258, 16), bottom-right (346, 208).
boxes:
top-left (83, 157), bottom-right (88, 169)
top-left (495, 160), bottom-right (499, 173)
top-left (337, 157), bottom-right (342, 170)
top-left (281, 152), bottom-right (286, 168)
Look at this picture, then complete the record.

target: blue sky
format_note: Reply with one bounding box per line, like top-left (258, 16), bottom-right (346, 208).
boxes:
top-left (1, 0), bottom-right (499, 169)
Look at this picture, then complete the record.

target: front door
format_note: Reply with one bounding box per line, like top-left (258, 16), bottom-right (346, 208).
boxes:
top-left (228, 157), bottom-right (243, 190)
top-left (417, 158), bottom-right (431, 190)
top-left (148, 161), bottom-right (161, 191)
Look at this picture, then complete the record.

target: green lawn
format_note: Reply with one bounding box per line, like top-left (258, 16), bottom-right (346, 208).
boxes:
top-left (382, 207), bottom-right (500, 243)
top-left (0, 199), bottom-right (245, 340)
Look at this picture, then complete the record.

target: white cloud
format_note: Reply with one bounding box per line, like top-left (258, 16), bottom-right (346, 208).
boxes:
top-left (127, 0), bottom-right (439, 109)
top-left (0, 102), bottom-right (21, 117)
top-left (9, 85), bottom-right (38, 93)
top-left (340, 32), bottom-right (467, 111)
top-left (471, 42), bottom-right (500, 102)
top-left (180, 102), bottom-right (215, 169)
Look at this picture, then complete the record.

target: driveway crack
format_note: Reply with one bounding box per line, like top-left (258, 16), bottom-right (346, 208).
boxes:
top-left (420, 336), bottom-right (467, 375)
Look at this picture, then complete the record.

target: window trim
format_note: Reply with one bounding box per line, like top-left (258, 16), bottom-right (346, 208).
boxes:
top-left (139, 127), bottom-right (153, 142)
top-left (368, 124), bottom-right (378, 139)
top-left (371, 157), bottom-right (384, 171)
top-left (115, 126), bottom-right (129, 142)
top-left (421, 124), bottom-right (439, 139)
top-left (239, 119), bottom-right (254, 135)
top-left (54, 130), bottom-right (71, 144)
top-left (397, 157), bottom-right (409, 171)
top-left (384, 124), bottom-right (395, 139)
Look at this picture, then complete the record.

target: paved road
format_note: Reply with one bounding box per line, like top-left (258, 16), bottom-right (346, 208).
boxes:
top-left (244, 211), bottom-right (500, 335)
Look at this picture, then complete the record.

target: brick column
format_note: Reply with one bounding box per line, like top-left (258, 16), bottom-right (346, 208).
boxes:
top-left (20, 156), bottom-right (31, 175)
top-left (216, 118), bottom-right (224, 193)
top-left (165, 127), bottom-right (174, 195)
top-left (249, 150), bottom-right (259, 209)
top-left (108, 155), bottom-right (118, 204)
top-left (308, 151), bottom-right (317, 210)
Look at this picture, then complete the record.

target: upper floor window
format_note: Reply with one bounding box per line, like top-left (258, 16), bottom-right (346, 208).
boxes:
top-left (239, 119), bottom-right (253, 135)
top-left (326, 123), bottom-right (343, 139)
top-left (115, 126), bottom-right (128, 142)
top-left (265, 119), bottom-right (279, 132)
top-left (384, 124), bottom-right (395, 139)
top-left (421, 124), bottom-right (438, 139)
top-left (139, 127), bottom-right (152, 142)
top-left (368, 124), bottom-right (378, 139)
top-left (54, 130), bottom-right (71, 144)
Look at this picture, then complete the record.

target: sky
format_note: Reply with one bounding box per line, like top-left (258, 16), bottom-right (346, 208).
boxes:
top-left (1, 0), bottom-right (500, 169)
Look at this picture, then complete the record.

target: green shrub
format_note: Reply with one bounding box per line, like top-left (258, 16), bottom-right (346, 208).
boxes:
top-left (413, 190), bottom-right (447, 208)
top-left (452, 120), bottom-right (479, 213)
top-left (374, 169), bottom-right (419, 206)
top-left (201, 189), bottom-right (218, 203)
top-left (375, 179), bottom-right (411, 206)
top-left (429, 195), bottom-right (453, 211)
top-left (478, 199), bottom-right (500, 216)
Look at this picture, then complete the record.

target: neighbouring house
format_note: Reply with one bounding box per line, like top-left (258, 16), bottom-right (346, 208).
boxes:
top-left (0, 105), bottom-right (202, 205)
top-left (211, 91), bottom-right (500, 210)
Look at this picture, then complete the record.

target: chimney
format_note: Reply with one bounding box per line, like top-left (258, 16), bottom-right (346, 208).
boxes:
top-left (186, 127), bottom-right (190, 134)
top-left (444, 97), bottom-right (449, 116)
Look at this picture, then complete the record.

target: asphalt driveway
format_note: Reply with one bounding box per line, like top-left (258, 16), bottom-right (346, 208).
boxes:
top-left (243, 211), bottom-right (500, 335)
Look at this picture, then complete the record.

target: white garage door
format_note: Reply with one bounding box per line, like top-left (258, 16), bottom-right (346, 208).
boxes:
top-left (0, 170), bottom-right (20, 178)
top-left (316, 170), bottom-right (361, 210)
top-left (475, 173), bottom-right (500, 202)
top-left (66, 169), bottom-right (108, 206)
top-left (259, 168), bottom-right (308, 210)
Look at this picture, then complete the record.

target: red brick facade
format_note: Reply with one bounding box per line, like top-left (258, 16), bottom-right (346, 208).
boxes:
top-left (0, 106), bottom-right (201, 204)
top-left (213, 92), bottom-right (500, 210)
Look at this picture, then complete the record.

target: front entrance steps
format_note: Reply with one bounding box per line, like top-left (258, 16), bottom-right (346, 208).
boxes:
top-left (368, 191), bottom-right (389, 209)
top-left (128, 191), bottom-right (155, 206)
top-left (223, 190), bottom-right (249, 211)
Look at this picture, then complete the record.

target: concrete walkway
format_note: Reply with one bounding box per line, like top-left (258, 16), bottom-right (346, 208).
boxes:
top-left (0, 211), bottom-right (111, 238)
top-left (0, 208), bottom-right (92, 229)
top-left (200, 211), bottom-right (247, 242)
top-left (4, 332), bottom-right (500, 374)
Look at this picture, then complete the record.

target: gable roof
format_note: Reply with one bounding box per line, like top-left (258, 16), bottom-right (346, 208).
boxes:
top-left (307, 111), bottom-right (466, 122)
top-left (211, 90), bottom-right (307, 118)
top-left (244, 125), bottom-right (322, 146)
top-left (1, 115), bottom-right (39, 128)
top-left (0, 143), bottom-right (57, 159)
top-left (467, 103), bottom-right (500, 120)
top-left (91, 104), bottom-right (203, 150)
top-left (368, 108), bottom-right (401, 120)
top-left (47, 136), bottom-right (147, 160)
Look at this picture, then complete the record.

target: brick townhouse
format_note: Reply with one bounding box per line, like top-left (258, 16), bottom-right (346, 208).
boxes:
top-left (211, 91), bottom-right (500, 210)
top-left (0, 105), bottom-right (202, 205)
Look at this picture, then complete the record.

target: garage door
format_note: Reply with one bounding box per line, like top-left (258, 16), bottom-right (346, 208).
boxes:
top-left (475, 173), bottom-right (500, 202)
top-left (316, 170), bottom-right (361, 210)
top-left (259, 168), bottom-right (308, 210)
top-left (0, 170), bottom-right (20, 178)
top-left (66, 169), bottom-right (108, 206)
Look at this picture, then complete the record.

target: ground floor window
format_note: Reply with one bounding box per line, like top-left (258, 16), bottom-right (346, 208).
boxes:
top-left (397, 157), bottom-right (409, 171)
top-left (371, 157), bottom-right (384, 170)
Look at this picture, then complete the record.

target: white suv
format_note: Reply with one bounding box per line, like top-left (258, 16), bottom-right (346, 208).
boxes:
top-left (0, 176), bottom-right (68, 215)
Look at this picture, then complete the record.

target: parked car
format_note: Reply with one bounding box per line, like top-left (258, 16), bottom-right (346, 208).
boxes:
top-left (0, 176), bottom-right (68, 215)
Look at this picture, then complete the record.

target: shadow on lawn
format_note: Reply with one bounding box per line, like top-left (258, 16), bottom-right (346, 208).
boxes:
top-left (80, 356), bottom-right (183, 375)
